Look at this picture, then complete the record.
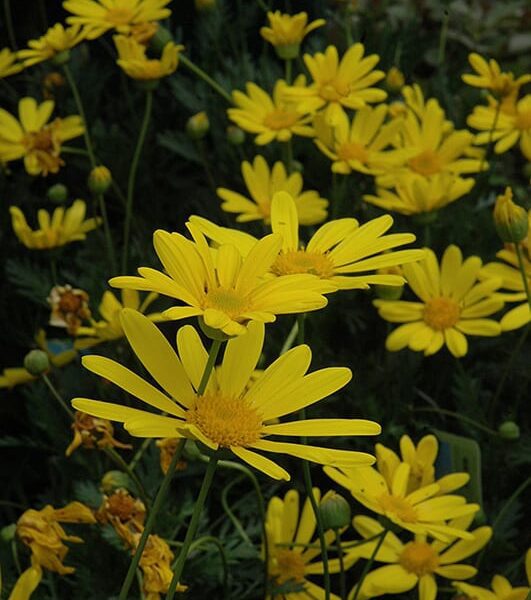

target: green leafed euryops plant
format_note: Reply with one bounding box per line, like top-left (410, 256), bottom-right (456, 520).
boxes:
top-left (1, 0), bottom-right (530, 599)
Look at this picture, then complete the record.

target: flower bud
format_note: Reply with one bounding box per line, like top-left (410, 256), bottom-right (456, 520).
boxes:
top-left (498, 420), bottom-right (520, 440)
top-left (23, 350), bottom-right (50, 376)
top-left (290, 160), bottom-right (304, 173)
top-left (319, 491), bottom-right (351, 530)
top-left (186, 112), bottom-right (210, 140)
top-left (493, 187), bottom-right (528, 243)
top-left (149, 25), bottom-right (173, 54)
top-left (100, 470), bottom-right (133, 494)
top-left (385, 66), bottom-right (405, 92)
top-left (88, 166), bottom-right (112, 195)
top-left (226, 125), bottom-right (245, 145)
top-left (275, 44), bottom-right (300, 60)
top-left (0, 523), bottom-right (16, 543)
top-left (47, 183), bottom-right (69, 204)
top-left (52, 50), bottom-right (71, 66)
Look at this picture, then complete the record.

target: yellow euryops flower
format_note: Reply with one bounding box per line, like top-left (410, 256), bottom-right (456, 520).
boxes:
top-left (493, 186), bottom-right (529, 243)
top-left (324, 463), bottom-right (480, 541)
top-left (462, 53), bottom-right (531, 99)
top-left (363, 172), bottom-right (475, 216)
top-left (75, 289), bottom-right (161, 348)
top-left (191, 192), bottom-right (424, 291)
top-left (10, 200), bottom-right (101, 250)
top-left (346, 514), bottom-right (492, 599)
top-left (7, 565), bottom-right (42, 600)
top-left (479, 211), bottom-right (531, 331)
top-left (114, 34), bottom-right (183, 80)
top-left (313, 104), bottom-right (407, 175)
top-left (109, 223), bottom-right (331, 336)
top-left (17, 24), bottom-right (85, 67)
top-left (73, 314), bottom-right (381, 480)
top-left (0, 47), bottom-right (23, 78)
top-left (0, 97), bottom-right (84, 176)
top-left (265, 488), bottom-right (344, 599)
top-left (374, 245), bottom-right (503, 357)
top-left (385, 66), bottom-right (405, 91)
top-left (16, 502), bottom-right (96, 575)
top-left (65, 410), bottom-right (132, 457)
top-left (217, 155), bottom-right (328, 225)
top-left (228, 79), bottom-right (314, 145)
top-left (283, 44), bottom-right (387, 125)
top-left (63, 0), bottom-right (172, 40)
top-left (260, 11), bottom-right (325, 59)
top-left (453, 548), bottom-right (531, 600)
top-left (467, 95), bottom-right (531, 161)
top-left (376, 434), bottom-right (470, 496)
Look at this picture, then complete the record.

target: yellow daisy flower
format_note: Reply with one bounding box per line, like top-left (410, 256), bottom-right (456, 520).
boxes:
top-left (63, 0), bottom-right (172, 40)
top-left (363, 172), bottom-right (475, 216)
top-left (228, 79), bottom-right (314, 145)
top-left (324, 463), bottom-right (480, 541)
top-left (376, 434), bottom-right (470, 496)
top-left (0, 97), bottom-right (84, 176)
top-left (313, 104), bottom-right (408, 175)
top-left (73, 314), bottom-right (381, 480)
top-left (109, 223), bottom-right (331, 336)
top-left (217, 155), bottom-right (328, 225)
top-left (114, 35), bottom-right (183, 80)
top-left (266, 488), bottom-right (344, 599)
top-left (453, 548), bottom-right (531, 600)
top-left (0, 47), bottom-right (23, 78)
top-left (346, 514), bottom-right (491, 599)
top-left (462, 53), bottom-right (531, 99)
top-left (17, 24), bottom-right (86, 67)
top-left (283, 44), bottom-right (387, 125)
top-left (467, 95), bottom-right (531, 161)
top-left (10, 200), bottom-right (101, 250)
top-left (191, 191), bottom-right (424, 291)
top-left (374, 245), bottom-right (503, 358)
top-left (260, 11), bottom-right (325, 59)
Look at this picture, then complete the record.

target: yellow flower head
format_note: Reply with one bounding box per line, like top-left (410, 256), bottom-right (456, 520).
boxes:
top-left (190, 191), bottom-right (424, 291)
top-left (374, 245), bottom-right (504, 358)
top-left (0, 47), bottom-right (23, 78)
top-left (283, 44), bottom-right (387, 125)
top-left (65, 410), bottom-right (132, 457)
top-left (385, 66), bottom-right (405, 91)
top-left (228, 79), bottom-right (314, 145)
top-left (10, 200), bottom-right (101, 250)
top-left (114, 35), bottom-right (183, 80)
top-left (17, 23), bottom-right (86, 67)
top-left (109, 223), bottom-right (332, 336)
top-left (0, 97), bottom-right (84, 176)
top-left (325, 463), bottom-right (480, 541)
top-left (462, 53), bottom-right (531, 99)
top-left (346, 514), bottom-right (491, 599)
top-left (364, 172), bottom-right (475, 216)
top-left (16, 502), bottom-right (96, 574)
top-left (73, 314), bottom-right (380, 480)
top-left (217, 155), bottom-right (328, 225)
top-left (260, 11), bottom-right (325, 59)
top-left (63, 0), bottom-right (172, 40)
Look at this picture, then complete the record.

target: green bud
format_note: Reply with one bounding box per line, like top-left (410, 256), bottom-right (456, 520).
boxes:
top-left (186, 112), bottom-right (210, 140)
top-left (51, 50), bottom-right (71, 66)
top-left (498, 420), bottom-right (520, 440)
top-left (88, 166), bottom-right (112, 195)
top-left (23, 349), bottom-right (50, 376)
top-left (100, 470), bottom-right (133, 494)
top-left (319, 491), bottom-right (351, 530)
top-left (290, 160), bottom-right (304, 174)
top-left (149, 25), bottom-right (173, 55)
top-left (226, 125), bottom-right (245, 145)
top-left (47, 183), bottom-right (68, 204)
top-left (0, 523), bottom-right (16, 543)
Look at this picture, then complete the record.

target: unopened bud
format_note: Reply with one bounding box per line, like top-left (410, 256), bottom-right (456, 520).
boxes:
top-left (320, 491), bottom-right (351, 530)
top-left (493, 187), bottom-right (528, 243)
top-left (0, 523), bottom-right (16, 543)
top-left (149, 25), bottom-right (173, 54)
top-left (226, 125), bottom-right (245, 145)
top-left (23, 350), bottom-right (50, 376)
top-left (498, 420), bottom-right (520, 440)
top-left (88, 166), bottom-right (112, 194)
top-left (385, 66), bottom-right (405, 92)
top-left (186, 111), bottom-right (210, 140)
top-left (47, 183), bottom-right (68, 203)
top-left (100, 470), bottom-right (133, 494)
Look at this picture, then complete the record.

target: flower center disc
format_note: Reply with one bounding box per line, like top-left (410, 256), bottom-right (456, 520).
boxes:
top-left (106, 7), bottom-right (135, 25)
top-left (274, 549), bottom-right (306, 584)
top-left (271, 250), bottom-right (334, 277)
top-left (337, 142), bottom-right (369, 163)
top-left (263, 109), bottom-right (299, 130)
top-left (204, 287), bottom-right (249, 319)
top-left (409, 150), bottom-right (442, 176)
top-left (187, 392), bottom-right (262, 447)
top-left (378, 493), bottom-right (418, 523)
top-left (423, 297), bottom-right (460, 330)
top-left (399, 541), bottom-right (439, 576)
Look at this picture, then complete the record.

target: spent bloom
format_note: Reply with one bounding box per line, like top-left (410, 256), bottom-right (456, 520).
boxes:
top-left (260, 11), bottom-right (325, 59)
top-left (17, 24), bottom-right (85, 67)
top-left (10, 200), bottom-right (101, 249)
top-left (0, 97), bottom-right (84, 176)
top-left (73, 313), bottom-right (380, 481)
top-left (462, 53), bottom-right (531, 99)
top-left (65, 411), bottom-right (132, 457)
top-left (217, 155), bottom-right (328, 225)
top-left (0, 47), bottom-right (23, 78)
top-left (374, 245), bottom-right (503, 358)
top-left (114, 35), bottom-right (183, 80)
top-left (48, 284), bottom-right (91, 335)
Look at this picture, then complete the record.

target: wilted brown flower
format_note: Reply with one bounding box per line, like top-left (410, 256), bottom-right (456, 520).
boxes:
top-left (155, 438), bottom-right (187, 474)
top-left (65, 411), bottom-right (132, 457)
top-left (48, 284), bottom-right (91, 335)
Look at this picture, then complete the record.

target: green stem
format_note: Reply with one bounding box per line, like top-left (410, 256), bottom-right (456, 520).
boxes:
top-left (122, 89), bottom-right (153, 274)
top-left (198, 339), bottom-right (222, 394)
top-left (279, 318), bottom-right (299, 355)
top-left (283, 140), bottom-right (293, 174)
top-left (179, 55), bottom-right (233, 104)
top-left (478, 101), bottom-right (501, 178)
top-left (335, 529), bottom-right (346, 600)
top-left (188, 536), bottom-right (230, 600)
top-left (412, 406), bottom-right (499, 436)
top-left (118, 439), bottom-right (186, 600)
top-left (129, 438), bottom-right (152, 471)
top-left (97, 192), bottom-right (117, 275)
top-left (165, 455), bottom-right (219, 599)
top-left (3, 0), bottom-right (17, 49)
top-left (276, 533), bottom-right (383, 550)
top-left (515, 244), bottom-right (531, 309)
top-left (437, 8), bottom-right (449, 67)
top-left (351, 530), bottom-right (387, 600)
top-left (284, 59), bottom-right (292, 85)
top-left (221, 476), bottom-right (252, 544)
top-left (42, 374), bottom-right (75, 419)
top-left (104, 447), bottom-right (151, 512)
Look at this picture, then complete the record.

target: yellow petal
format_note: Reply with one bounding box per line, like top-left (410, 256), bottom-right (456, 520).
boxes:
top-left (231, 445), bottom-right (290, 480)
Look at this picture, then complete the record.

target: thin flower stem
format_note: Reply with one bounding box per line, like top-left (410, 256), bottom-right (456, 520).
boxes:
top-left (478, 100), bottom-right (501, 179)
top-left (122, 89), bottom-right (153, 274)
top-left (280, 318), bottom-right (299, 355)
top-left (189, 536), bottom-right (230, 600)
top-left (42, 374), bottom-right (75, 420)
top-left (221, 476), bottom-right (253, 544)
top-left (437, 8), bottom-right (449, 67)
top-left (283, 140), bottom-right (294, 173)
top-left (412, 406), bottom-right (499, 436)
top-left (256, 0), bottom-right (269, 12)
top-left (351, 529), bottom-right (387, 600)
top-left (335, 529), bottom-right (346, 600)
top-left (284, 59), bottom-right (292, 84)
top-left (165, 455), bottom-right (219, 599)
top-left (276, 532), bottom-right (383, 550)
top-left (3, 0), bottom-right (17, 49)
top-left (104, 447), bottom-right (151, 512)
top-left (118, 439), bottom-right (186, 600)
top-left (198, 338), bottom-right (223, 394)
top-left (129, 438), bottom-right (152, 471)
top-left (136, 570), bottom-right (146, 600)
top-left (179, 54), bottom-right (233, 104)
top-left (515, 244), bottom-right (531, 309)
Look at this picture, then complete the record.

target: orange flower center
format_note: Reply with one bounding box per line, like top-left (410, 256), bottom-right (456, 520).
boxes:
top-left (203, 286), bottom-right (249, 319)
top-left (58, 291), bottom-right (85, 313)
top-left (274, 549), bottom-right (306, 584)
top-left (399, 541), bottom-right (439, 576)
top-left (515, 109), bottom-right (531, 131)
top-left (378, 493), bottom-right (418, 523)
top-left (263, 109), bottom-right (300, 130)
top-left (423, 297), bottom-right (460, 330)
top-left (105, 7), bottom-right (135, 26)
top-left (106, 493), bottom-right (138, 522)
top-left (271, 250), bottom-right (335, 278)
top-left (409, 150), bottom-right (442, 176)
top-left (187, 392), bottom-right (262, 447)
top-left (23, 125), bottom-right (63, 174)
top-left (337, 142), bottom-right (369, 163)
